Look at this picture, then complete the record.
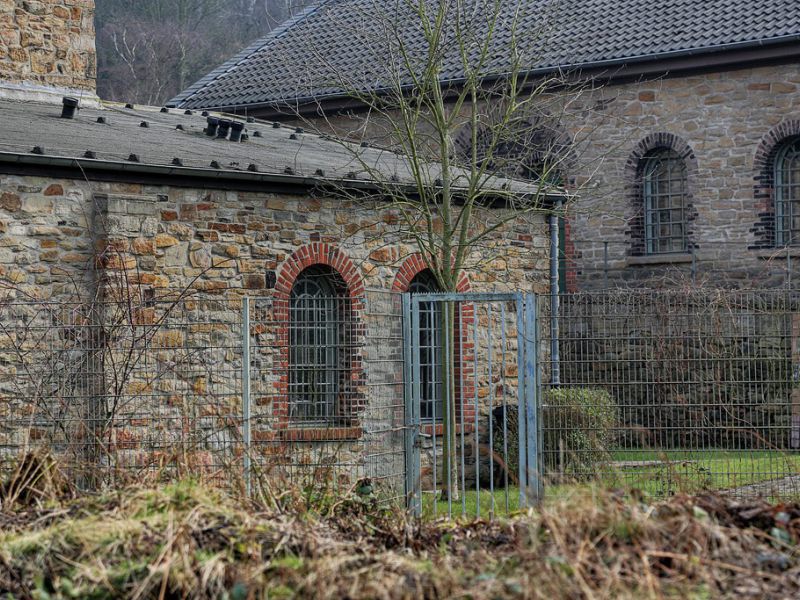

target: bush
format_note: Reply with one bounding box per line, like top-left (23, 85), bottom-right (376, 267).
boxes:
top-left (543, 388), bottom-right (617, 479)
top-left (489, 388), bottom-right (616, 487)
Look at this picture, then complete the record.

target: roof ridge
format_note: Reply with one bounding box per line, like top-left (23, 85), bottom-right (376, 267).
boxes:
top-left (167, 0), bottom-right (336, 108)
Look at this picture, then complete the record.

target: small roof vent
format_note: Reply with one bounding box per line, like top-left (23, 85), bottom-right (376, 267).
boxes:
top-left (61, 96), bottom-right (79, 119)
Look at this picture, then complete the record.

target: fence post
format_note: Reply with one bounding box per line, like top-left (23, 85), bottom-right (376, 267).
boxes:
top-left (603, 241), bottom-right (609, 290)
top-left (549, 207), bottom-right (561, 385)
top-left (516, 293), bottom-right (528, 508)
top-left (403, 295), bottom-right (422, 517)
top-left (242, 296), bottom-right (252, 497)
top-left (524, 294), bottom-right (542, 504)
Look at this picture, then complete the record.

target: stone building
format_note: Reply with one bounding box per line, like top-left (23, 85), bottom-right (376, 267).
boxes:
top-left (169, 0), bottom-right (800, 291)
top-left (0, 0), bottom-right (551, 490)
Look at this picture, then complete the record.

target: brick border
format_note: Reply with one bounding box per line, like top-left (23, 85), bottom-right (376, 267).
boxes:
top-left (392, 255), bottom-right (475, 434)
top-left (272, 244), bottom-right (365, 432)
top-left (624, 132), bottom-right (698, 256)
top-left (391, 254), bottom-right (472, 293)
top-left (752, 120), bottom-right (800, 248)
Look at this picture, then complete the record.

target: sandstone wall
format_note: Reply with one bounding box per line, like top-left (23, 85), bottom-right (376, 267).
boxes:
top-left (0, 173), bottom-right (549, 490)
top-left (0, 0), bottom-right (96, 93)
top-left (561, 62), bottom-right (800, 290)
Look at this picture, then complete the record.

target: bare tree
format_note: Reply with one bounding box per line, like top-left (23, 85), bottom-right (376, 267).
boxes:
top-left (281, 0), bottom-right (610, 500)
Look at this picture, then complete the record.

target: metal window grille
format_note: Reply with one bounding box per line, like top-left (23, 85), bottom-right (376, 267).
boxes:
top-left (289, 269), bottom-right (341, 424)
top-left (409, 271), bottom-right (442, 422)
top-left (775, 138), bottom-right (800, 246)
top-left (643, 149), bottom-right (688, 254)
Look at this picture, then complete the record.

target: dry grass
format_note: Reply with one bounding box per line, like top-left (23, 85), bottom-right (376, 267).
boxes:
top-left (1, 467), bottom-right (800, 598)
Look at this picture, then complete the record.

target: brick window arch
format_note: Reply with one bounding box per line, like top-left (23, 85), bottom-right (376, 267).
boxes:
top-left (753, 121), bottom-right (800, 248)
top-left (392, 255), bottom-right (474, 434)
top-left (274, 245), bottom-right (365, 434)
top-left (625, 133), bottom-right (698, 256)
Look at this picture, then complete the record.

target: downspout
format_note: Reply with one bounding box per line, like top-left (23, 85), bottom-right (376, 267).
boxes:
top-left (549, 202), bottom-right (561, 386)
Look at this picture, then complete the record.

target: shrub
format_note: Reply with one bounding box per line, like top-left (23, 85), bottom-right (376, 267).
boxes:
top-left (489, 388), bottom-right (617, 486)
top-left (543, 388), bottom-right (617, 479)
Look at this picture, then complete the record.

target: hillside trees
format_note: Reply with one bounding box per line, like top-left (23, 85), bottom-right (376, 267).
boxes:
top-left (95, 0), bottom-right (314, 104)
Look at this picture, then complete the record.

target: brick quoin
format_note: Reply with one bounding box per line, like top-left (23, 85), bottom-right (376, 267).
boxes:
top-left (392, 254), bottom-right (476, 433)
top-left (752, 120), bottom-right (800, 249)
top-left (271, 244), bottom-right (366, 434)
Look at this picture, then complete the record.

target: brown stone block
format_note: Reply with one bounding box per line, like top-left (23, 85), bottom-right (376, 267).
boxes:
top-left (747, 83), bottom-right (770, 91)
top-left (772, 82), bottom-right (796, 94)
top-left (0, 192), bottom-right (20, 212)
top-left (153, 330), bottom-right (185, 348)
top-left (161, 210), bottom-right (178, 221)
top-left (43, 184), bottom-right (63, 196)
top-left (638, 90), bottom-right (656, 102)
top-left (39, 250), bottom-right (59, 262)
top-left (8, 46), bottom-right (27, 62)
top-left (196, 230), bottom-right (219, 242)
top-left (131, 237), bottom-right (155, 255)
top-left (244, 273), bottom-right (265, 289)
top-left (155, 234), bottom-right (179, 248)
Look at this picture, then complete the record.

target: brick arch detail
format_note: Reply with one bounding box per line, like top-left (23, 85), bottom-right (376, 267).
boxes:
top-left (391, 254), bottom-right (471, 293)
top-left (275, 243), bottom-right (364, 301)
top-left (392, 254), bottom-right (475, 435)
top-left (624, 132), bottom-right (699, 256)
top-left (271, 244), bottom-right (365, 436)
top-left (752, 120), bottom-right (800, 248)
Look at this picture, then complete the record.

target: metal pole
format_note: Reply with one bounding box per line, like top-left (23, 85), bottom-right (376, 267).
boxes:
top-left (691, 248), bottom-right (697, 285)
top-left (549, 204), bottom-right (561, 385)
top-left (401, 294), bottom-right (417, 512)
top-left (788, 247), bottom-right (792, 289)
top-left (242, 296), bottom-right (252, 497)
top-left (525, 294), bottom-right (542, 503)
top-left (603, 241), bottom-right (609, 290)
top-left (516, 294), bottom-right (528, 508)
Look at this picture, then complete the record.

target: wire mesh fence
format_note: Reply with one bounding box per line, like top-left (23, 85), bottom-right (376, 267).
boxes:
top-left (0, 291), bottom-right (407, 501)
top-left (566, 239), bottom-right (800, 291)
top-left (540, 289), bottom-right (800, 499)
top-left (405, 293), bottom-right (539, 519)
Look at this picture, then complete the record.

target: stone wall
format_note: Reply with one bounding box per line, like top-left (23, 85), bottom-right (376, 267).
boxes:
top-left (0, 0), bottom-right (96, 94)
top-left (560, 61), bottom-right (800, 290)
top-left (0, 172), bottom-right (549, 490)
top-left (313, 61), bottom-right (800, 291)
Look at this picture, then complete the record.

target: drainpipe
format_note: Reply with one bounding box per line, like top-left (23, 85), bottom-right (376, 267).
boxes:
top-left (549, 201), bottom-right (561, 386)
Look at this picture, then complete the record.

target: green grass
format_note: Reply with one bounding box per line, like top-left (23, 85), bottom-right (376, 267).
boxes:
top-left (604, 449), bottom-right (800, 496)
top-left (421, 449), bottom-right (800, 518)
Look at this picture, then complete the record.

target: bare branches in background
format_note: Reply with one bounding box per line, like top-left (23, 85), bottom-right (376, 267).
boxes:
top-left (95, 0), bottom-right (315, 105)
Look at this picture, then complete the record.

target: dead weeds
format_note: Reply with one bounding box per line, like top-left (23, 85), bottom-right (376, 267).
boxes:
top-left (0, 478), bottom-right (799, 599)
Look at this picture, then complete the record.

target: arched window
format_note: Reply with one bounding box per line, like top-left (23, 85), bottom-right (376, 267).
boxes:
top-left (642, 149), bottom-right (688, 254)
top-left (775, 138), bottom-right (800, 246)
top-left (409, 270), bottom-right (442, 422)
top-left (289, 265), bottom-right (345, 425)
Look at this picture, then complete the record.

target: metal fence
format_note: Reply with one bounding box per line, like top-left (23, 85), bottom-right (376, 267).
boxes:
top-left (0, 291), bottom-right (406, 501)
top-left (540, 289), bottom-right (800, 498)
top-left (404, 293), bottom-right (540, 519)
top-left (5, 286), bottom-right (800, 510)
top-left (567, 239), bottom-right (800, 290)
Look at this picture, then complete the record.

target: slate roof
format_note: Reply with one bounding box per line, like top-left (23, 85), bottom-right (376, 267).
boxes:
top-left (169, 0), bottom-right (800, 112)
top-left (0, 98), bottom-right (551, 196)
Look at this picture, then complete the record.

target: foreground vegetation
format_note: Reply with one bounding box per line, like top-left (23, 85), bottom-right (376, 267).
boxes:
top-left (2, 459), bottom-right (800, 598)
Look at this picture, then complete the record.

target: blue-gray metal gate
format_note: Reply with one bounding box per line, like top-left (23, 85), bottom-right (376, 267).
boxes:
top-left (403, 293), bottom-right (541, 517)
